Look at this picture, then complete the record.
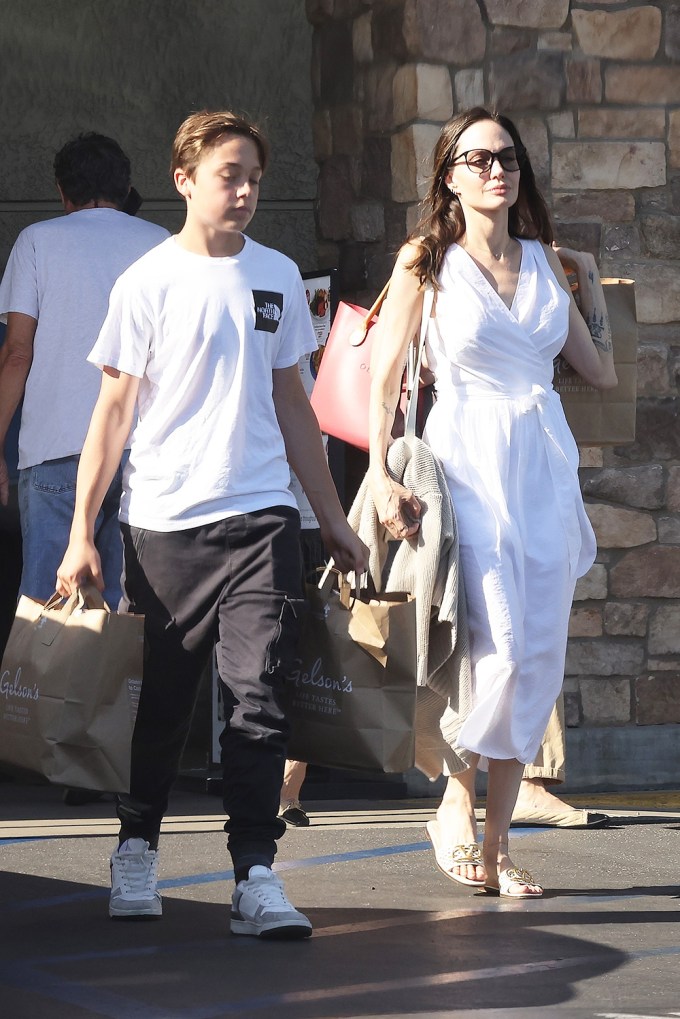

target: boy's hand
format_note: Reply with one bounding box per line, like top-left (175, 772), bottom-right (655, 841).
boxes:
top-left (56, 538), bottom-right (104, 597)
top-left (321, 520), bottom-right (369, 577)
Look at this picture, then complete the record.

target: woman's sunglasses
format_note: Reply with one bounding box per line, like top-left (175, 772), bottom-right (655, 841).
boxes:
top-left (451, 146), bottom-right (525, 175)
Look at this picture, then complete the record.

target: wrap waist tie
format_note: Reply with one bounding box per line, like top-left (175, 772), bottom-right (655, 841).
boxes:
top-left (437, 383), bottom-right (583, 576)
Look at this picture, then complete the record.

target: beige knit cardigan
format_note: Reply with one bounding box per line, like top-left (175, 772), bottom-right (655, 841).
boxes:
top-left (348, 435), bottom-right (474, 777)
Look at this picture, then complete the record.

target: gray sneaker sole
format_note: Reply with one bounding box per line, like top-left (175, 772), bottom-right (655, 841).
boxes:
top-left (230, 917), bottom-right (312, 939)
top-left (109, 899), bottom-right (163, 920)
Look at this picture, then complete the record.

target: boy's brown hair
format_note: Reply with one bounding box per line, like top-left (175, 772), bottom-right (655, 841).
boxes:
top-left (171, 110), bottom-right (269, 179)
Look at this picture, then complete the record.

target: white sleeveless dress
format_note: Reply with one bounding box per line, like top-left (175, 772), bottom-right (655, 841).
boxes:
top-left (423, 239), bottom-right (596, 765)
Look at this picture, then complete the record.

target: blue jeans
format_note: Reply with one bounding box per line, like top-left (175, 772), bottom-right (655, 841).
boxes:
top-left (18, 453), bottom-right (127, 608)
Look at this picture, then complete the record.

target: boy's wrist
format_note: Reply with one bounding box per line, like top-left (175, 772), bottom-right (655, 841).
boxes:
top-left (69, 520), bottom-right (95, 545)
top-left (316, 504), bottom-right (350, 534)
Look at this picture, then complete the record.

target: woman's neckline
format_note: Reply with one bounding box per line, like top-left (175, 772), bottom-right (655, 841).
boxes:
top-left (453, 237), bottom-right (525, 313)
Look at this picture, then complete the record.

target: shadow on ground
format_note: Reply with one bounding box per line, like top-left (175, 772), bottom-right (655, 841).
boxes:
top-left (0, 869), bottom-right (629, 1019)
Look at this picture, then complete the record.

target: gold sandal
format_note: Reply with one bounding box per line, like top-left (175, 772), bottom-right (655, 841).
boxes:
top-left (484, 867), bottom-right (543, 899)
top-left (426, 820), bottom-right (486, 887)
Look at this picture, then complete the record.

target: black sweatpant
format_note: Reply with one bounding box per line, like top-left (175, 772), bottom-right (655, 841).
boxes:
top-left (118, 506), bottom-right (304, 878)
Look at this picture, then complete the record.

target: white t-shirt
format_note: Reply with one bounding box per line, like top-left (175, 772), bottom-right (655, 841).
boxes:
top-left (88, 236), bottom-right (318, 531)
top-left (0, 208), bottom-right (169, 469)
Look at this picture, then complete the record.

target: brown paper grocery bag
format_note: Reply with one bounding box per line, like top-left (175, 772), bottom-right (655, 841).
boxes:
top-left (0, 586), bottom-right (143, 792)
top-left (281, 578), bottom-right (416, 773)
top-left (553, 278), bottom-right (638, 445)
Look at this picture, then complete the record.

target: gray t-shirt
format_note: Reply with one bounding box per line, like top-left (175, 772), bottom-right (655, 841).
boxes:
top-left (0, 208), bottom-right (168, 468)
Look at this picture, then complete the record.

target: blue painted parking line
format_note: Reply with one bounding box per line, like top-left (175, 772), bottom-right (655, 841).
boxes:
top-left (1, 830), bottom-right (551, 914)
top-left (1, 839), bottom-right (432, 912)
top-left (0, 837), bottom-right (61, 846)
top-left (0, 821), bottom-right (545, 850)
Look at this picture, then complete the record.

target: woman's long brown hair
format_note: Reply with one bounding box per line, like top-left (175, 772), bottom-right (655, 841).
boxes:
top-left (407, 107), bottom-right (554, 288)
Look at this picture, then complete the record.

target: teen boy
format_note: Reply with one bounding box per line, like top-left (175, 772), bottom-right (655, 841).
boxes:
top-left (57, 110), bottom-right (367, 939)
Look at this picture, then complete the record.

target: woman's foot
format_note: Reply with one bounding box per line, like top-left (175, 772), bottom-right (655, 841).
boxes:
top-left (512, 778), bottom-right (609, 829)
top-left (426, 820), bottom-right (485, 886)
top-left (431, 777), bottom-right (486, 885)
top-left (278, 799), bottom-right (310, 827)
top-left (484, 867), bottom-right (543, 899)
top-left (483, 843), bottom-right (543, 898)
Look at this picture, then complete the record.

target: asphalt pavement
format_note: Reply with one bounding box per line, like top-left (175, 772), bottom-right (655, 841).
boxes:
top-left (1, 780), bottom-right (679, 1019)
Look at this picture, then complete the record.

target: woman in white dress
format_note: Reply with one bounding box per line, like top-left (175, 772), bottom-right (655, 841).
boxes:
top-left (368, 108), bottom-right (617, 897)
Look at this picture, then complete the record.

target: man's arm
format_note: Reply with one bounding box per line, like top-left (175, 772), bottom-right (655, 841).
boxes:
top-left (0, 312), bottom-right (37, 505)
top-left (56, 367), bottom-right (139, 596)
top-left (272, 365), bottom-right (368, 576)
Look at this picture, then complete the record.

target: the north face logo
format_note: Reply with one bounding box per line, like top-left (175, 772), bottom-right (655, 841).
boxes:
top-left (253, 290), bottom-right (283, 333)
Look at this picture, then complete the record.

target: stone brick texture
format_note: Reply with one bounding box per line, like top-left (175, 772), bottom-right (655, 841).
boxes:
top-left (307, 1), bottom-right (680, 738)
top-left (635, 674), bottom-right (680, 725)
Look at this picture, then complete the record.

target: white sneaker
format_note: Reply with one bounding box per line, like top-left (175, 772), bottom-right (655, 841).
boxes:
top-left (230, 865), bottom-right (312, 939)
top-left (109, 838), bottom-right (162, 919)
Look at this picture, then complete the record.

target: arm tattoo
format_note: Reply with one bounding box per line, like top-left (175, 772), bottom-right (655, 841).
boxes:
top-left (381, 401), bottom-right (395, 418)
top-left (586, 308), bottom-right (612, 351)
top-left (586, 309), bottom-right (604, 340)
top-left (588, 269), bottom-right (595, 284)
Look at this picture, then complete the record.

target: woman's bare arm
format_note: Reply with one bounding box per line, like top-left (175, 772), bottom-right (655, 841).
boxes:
top-left (368, 241), bottom-right (426, 539)
top-left (545, 243), bottom-right (617, 391)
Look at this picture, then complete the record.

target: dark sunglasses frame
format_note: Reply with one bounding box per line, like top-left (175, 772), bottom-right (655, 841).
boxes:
top-left (451, 146), bottom-right (525, 175)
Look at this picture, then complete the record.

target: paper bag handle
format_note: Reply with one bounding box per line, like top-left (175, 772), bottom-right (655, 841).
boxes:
top-left (317, 560), bottom-right (361, 607)
top-left (42, 585), bottom-right (111, 616)
top-left (76, 584), bottom-right (110, 612)
top-left (34, 586), bottom-right (110, 647)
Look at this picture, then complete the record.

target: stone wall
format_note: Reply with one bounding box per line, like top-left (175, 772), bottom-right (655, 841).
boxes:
top-left (0, 0), bottom-right (318, 271)
top-left (307, 0), bottom-right (680, 786)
